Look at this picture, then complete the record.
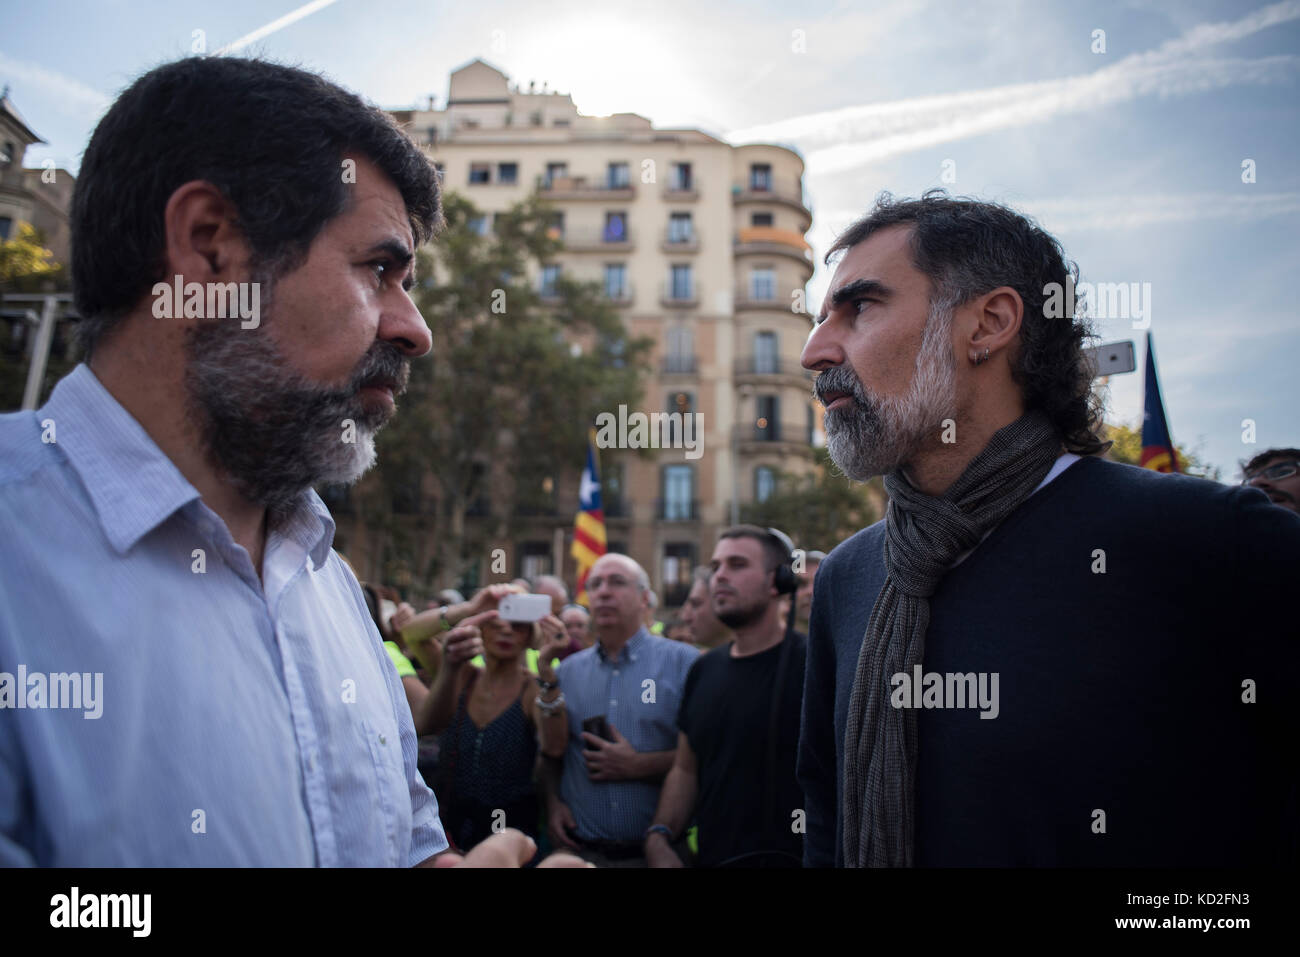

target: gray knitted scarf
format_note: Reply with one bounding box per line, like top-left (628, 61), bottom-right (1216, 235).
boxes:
top-left (841, 409), bottom-right (1062, 867)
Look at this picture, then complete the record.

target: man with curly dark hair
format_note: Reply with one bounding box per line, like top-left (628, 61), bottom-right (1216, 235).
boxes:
top-left (798, 190), bottom-right (1299, 868)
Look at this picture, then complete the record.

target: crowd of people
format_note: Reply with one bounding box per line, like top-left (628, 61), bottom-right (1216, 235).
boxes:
top-left (1, 55), bottom-right (1295, 868)
top-left (355, 530), bottom-right (825, 866)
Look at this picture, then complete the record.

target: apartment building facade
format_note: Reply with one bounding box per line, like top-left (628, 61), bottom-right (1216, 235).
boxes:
top-left (383, 59), bottom-right (819, 608)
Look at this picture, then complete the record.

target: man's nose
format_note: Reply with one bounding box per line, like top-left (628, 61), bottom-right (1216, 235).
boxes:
top-left (801, 318), bottom-right (844, 372)
top-left (381, 290), bottom-right (433, 358)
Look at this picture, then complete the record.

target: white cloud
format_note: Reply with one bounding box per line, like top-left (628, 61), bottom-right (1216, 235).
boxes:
top-left (0, 52), bottom-right (109, 116)
top-left (724, 1), bottom-right (1300, 173)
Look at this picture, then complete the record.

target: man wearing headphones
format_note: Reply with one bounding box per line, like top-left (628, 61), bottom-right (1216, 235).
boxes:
top-left (644, 525), bottom-right (805, 867)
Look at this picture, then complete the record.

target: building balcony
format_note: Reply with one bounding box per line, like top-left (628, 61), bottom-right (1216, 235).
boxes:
top-left (731, 178), bottom-right (812, 224)
top-left (562, 228), bottom-right (635, 252)
top-left (663, 185), bottom-right (698, 201)
top-left (604, 281), bottom-right (635, 306)
top-left (732, 422), bottom-right (816, 456)
top-left (661, 228), bottom-right (699, 253)
top-left (538, 175), bottom-right (636, 200)
top-left (660, 355), bottom-right (697, 375)
top-left (734, 226), bottom-right (814, 269)
top-left (655, 498), bottom-right (700, 521)
top-left (733, 357), bottom-right (814, 385)
top-left (661, 281), bottom-right (700, 308)
top-left (734, 288), bottom-right (795, 313)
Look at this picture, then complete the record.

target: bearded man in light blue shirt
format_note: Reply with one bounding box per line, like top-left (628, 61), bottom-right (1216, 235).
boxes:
top-left (0, 57), bottom-right (578, 869)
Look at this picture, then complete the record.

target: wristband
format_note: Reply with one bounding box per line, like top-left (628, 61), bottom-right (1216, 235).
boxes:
top-left (535, 691), bottom-right (566, 716)
top-left (537, 676), bottom-right (558, 692)
top-left (438, 605), bottom-right (452, 632)
top-left (644, 824), bottom-right (674, 844)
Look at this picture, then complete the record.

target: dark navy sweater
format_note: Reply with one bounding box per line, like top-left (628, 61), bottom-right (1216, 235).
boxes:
top-left (797, 455), bottom-right (1300, 866)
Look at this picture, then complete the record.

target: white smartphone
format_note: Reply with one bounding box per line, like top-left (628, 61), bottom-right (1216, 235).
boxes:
top-left (1086, 340), bottom-right (1136, 377)
top-left (499, 593), bottom-right (552, 623)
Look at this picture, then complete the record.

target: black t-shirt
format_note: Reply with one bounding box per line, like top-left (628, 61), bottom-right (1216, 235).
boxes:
top-left (676, 632), bottom-right (806, 867)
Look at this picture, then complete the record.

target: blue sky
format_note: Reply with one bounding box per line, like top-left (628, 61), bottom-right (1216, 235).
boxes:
top-left (3, 0), bottom-right (1297, 479)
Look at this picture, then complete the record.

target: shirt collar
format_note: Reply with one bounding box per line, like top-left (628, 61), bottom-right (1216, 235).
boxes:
top-left (596, 626), bottom-right (649, 665)
top-left (43, 363), bottom-right (335, 568)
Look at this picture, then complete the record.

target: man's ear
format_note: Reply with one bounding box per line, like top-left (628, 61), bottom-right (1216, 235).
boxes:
top-left (161, 180), bottom-right (249, 282)
top-left (965, 285), bottom-right (1023, 364)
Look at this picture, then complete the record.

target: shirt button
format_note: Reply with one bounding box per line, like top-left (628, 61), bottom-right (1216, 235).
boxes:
top-left (379, 734), bottom-right (387, 746)
top-left (609, 700), bottom-right (617, 707)
top-left (613, 670), bottom-right (620, 676)
top-left (306, 755), bottom-right (315, 772)
top-left (611, 801), bottom-right (618, 809)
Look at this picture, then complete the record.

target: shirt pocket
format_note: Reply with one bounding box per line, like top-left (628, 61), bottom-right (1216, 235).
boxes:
top-left (356, 714), bottom-right (408, 862)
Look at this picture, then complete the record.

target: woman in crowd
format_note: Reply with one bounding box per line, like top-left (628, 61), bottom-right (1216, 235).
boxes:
top-left (423, 607), bottom-right (568, 854)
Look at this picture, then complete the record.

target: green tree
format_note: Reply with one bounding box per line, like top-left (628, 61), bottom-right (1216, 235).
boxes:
top-left (741, 447), bottom-right (884, 552)
top-left (1104, 422), bottom-right (1220, 480)
top-left (344, 190), bottom-right (652, 591)
top-left (0, 223), bottom-right (64, 291)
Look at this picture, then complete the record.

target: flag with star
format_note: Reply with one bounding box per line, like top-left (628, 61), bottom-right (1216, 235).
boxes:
top-left (1140, 332), bottom-right (1180, 473)
top-left (571, 431), bottom-right (607, 606)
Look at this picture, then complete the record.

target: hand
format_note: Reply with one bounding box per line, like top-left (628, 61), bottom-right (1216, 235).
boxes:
top-left (388, 601), bottom-right (417, 635)
top-left (537, 614), bottom-right (568, 672)
top-left (431, 828), bottom-right (592, 868)
top-left (645, 833), bottom-right (684, 869)
top-left (441, 611), bottom-right (495, 669)
top-left (547, 800), bottom-right (580, 851)
top-left (461, 584), bottom-right (523, 621)
top-left (581, 723), bottom-right (639, 781)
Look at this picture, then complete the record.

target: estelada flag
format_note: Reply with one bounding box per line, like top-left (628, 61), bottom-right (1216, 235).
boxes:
top-left (1140, 332), bottom-right (1180, 473)
top-left (571, 432), bottom-right (607, 606)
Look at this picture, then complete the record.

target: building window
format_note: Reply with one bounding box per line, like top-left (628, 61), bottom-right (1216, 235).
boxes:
top-left (546, 211), bottom-right (565, 241)
top-left (754, 331), bottom-right (778, 373)
top-left (0, 217), bottom-right (11, 241)
top-left (750, 163), bottom-right (772, 191)
top-left (497, 162), bottom-right (518, 184)
top-left (468, 215), bottom-right (490, 237)
top-left (553, 118), bottom-right (570, 127)
top-left (520, 542), bottom-right (552, 581)
top-left (544, 162), bottom-right (567, 187)
top-left (604, 211), bottom-right (627, 243)
top-left (604, 263), bottom-right (627, 300)
top-left (540, 264), bottom-right (561, 297)
top-left (668, 212), bottom-right (693, 243)
top-left (469, 163), bottom-right (491, 184)
top-left (1, 141), bottom-right (14, 164)
top-left (607, 162), bottom-right (630, 188)
top-left (662, 543), bottom-right (696, 607)
top-left (751, 267), bottom-right (776, 301)
top-left (671, 162), bottom-right (692, 191)
top-left (666, 391), bottom-right (694, 443)
top-left (662, 465), bottom-right (694, 520)
top-left (807, 402), bottom-right (816, 445)
top-left (751, 211), bottom-right (774, 227)
top-left (670, 264), bottom-right (693, 301)
top-left (530, 112), bottom-right (543, 127)
top-left (665, 325), bottom-right (693, 373)
top-left (755, 466), bottom-right (776, 503)
top-left (604, 461), bottom-right (626, 517)
top-left (756, 395), bottom-right (779, 441)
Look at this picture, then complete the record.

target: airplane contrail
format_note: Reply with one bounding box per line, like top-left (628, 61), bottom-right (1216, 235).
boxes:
top-left (214, 0), bottom-right (344, 56)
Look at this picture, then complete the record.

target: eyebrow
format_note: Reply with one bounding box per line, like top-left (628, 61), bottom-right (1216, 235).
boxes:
top-left (816, 278), bottom-right (893, 323)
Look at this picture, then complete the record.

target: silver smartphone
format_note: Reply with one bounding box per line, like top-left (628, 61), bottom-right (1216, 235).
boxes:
top-left (499, 593), bottom-right (552, 623)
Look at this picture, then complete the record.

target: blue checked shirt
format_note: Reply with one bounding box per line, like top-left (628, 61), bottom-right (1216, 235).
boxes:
top-left (557, 628), bottom-right (699, 842)
top-left (0, 364), bottom-right (447, 866)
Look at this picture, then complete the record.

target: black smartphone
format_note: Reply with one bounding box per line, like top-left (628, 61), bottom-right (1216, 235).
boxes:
top-left (582, 715), bottom-right (612, 743)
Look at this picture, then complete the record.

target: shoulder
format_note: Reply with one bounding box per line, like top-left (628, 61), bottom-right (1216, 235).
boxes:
top-left (0, 409), bottom-right (63, 492)
top-left (817, 517), bottom-right (887, 587)
top-left (649, 634), bottom-right (702, 669)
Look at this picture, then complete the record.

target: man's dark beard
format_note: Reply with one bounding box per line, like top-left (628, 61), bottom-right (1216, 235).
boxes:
top-left (714, 594), bottom-right (769, 630)
top-left (184, 299), bottom-right (409, 524)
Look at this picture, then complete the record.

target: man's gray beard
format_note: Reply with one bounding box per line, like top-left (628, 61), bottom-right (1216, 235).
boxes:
top-left (820, 301), bottom-right (957, 482)
top-left (184, 283), bottom-right (405, 524)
